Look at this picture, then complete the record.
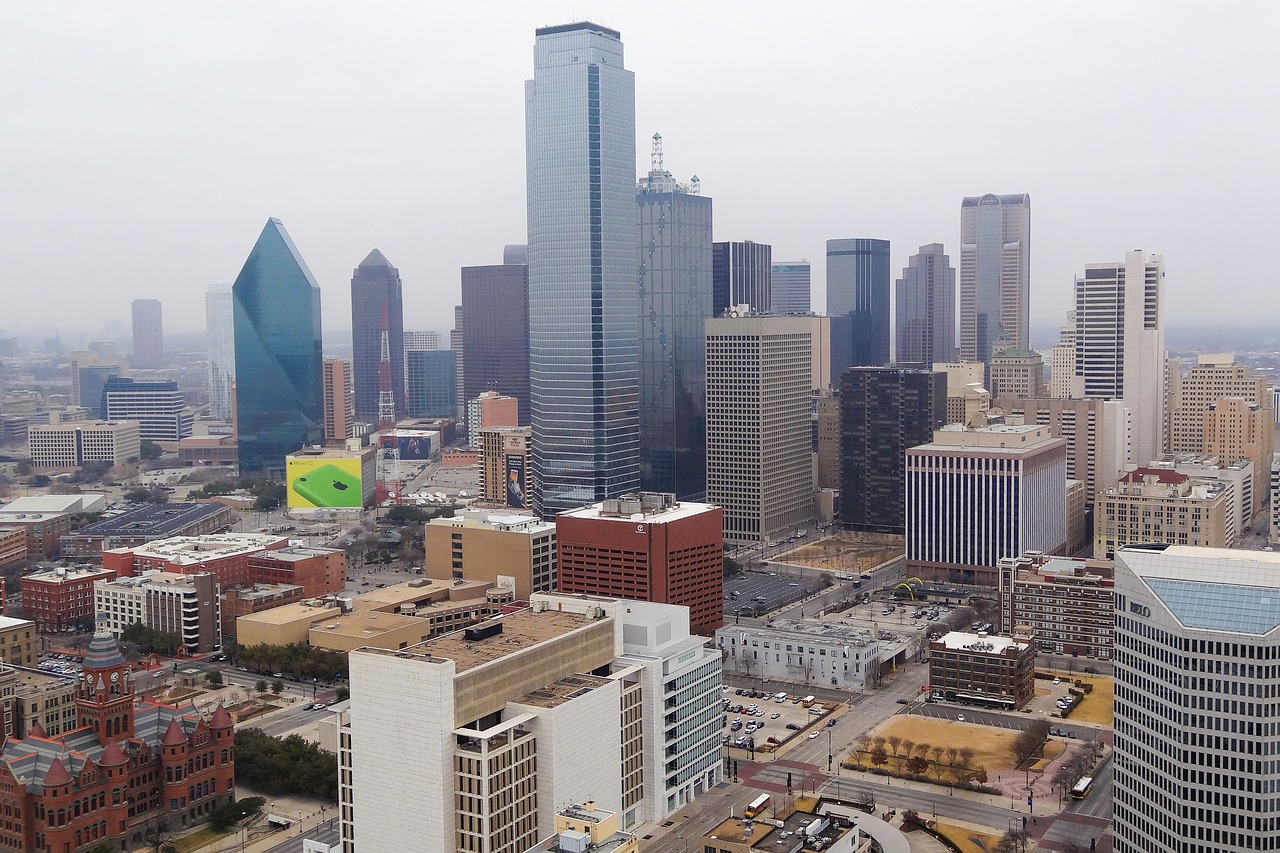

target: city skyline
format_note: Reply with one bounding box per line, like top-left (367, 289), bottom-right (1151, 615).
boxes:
top-left (3, 4), bottom-right (1273, 335)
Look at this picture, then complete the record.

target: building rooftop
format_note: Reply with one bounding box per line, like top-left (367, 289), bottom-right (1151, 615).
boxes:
top-left (0, 495), bottom-right (105, 514)
top-left (731, 619), bottom-right (875, 647)
top-left (1118, 546), bottom-right (1280, 635)
top-left (362, 609), bottom-right (595, 673)
top-left (0, 616), bottom-right (34, 631)
top-left (933, 631), bottom-right (1031, 655)
top-left (703, 816), bottom-right (775, 848)
top-left (1121, 467), bottom-right (1189, 485)
top-left (512, 673), bottom-right (612, 709)
top-left (98, 570), bottom-right (208, 591)
top-left (70, 503), bottom-right (233, 539)
top-left (430, 510), bottom-right (555, 534)
top-left (229, 583), bottom-right (305, 602)
top-left (309, 610), bottom-right (425, 640)
top-left (8, 665), bottom-right (76, 694)
top-left (239, 600), bottom-right (342, 626)
top-left (286, 445), bottom-right (372, 461)
top-left (110, 532), bottom-right (283, 564)
top-left (356, 578), bottom-right (489, 609)
top-left (558, 492), bottom-right (718, 524)
top-left (24, 566), bottom-right (114, 584)
top-left (0, 510), bottom-right (68, 523)
top-left (254, 545), bottom-right (343, 563)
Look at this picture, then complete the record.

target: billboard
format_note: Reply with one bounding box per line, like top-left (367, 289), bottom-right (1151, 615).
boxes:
top-left (287, 456), bottom-right (365, 509)
top-left (380, 430), bottom-right (435, 461)
top-left (506, 455), bottom-right (527, 508)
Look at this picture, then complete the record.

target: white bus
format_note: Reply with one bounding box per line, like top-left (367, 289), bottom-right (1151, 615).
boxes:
top-left (745, 794), bottom-right (771, 819)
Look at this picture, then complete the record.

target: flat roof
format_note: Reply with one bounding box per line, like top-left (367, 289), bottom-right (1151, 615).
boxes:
top-left (704, 816), bottom-right (774, 848)
top-left (558, 498), bottom-right (718, 525)
top-left (309, 611), bottom-right (424, 639)
top-left (356, 579), bottom-right (487, 609)
top-left (256, 546), bottom-right (343, 563)
top-left (24, 566), bottom-right (114, 584)
top-left (286, 446), bottom-right (372, 461)
top-left (934, 631), bottom-right (1030, 654)
top-left (512, 673), bottom-right (612, 708)
top-left (239, 601), bottom-right (341, 626)
top-left (70, 503), bottom-right (231, 538)
top-left (114, 533), bottom-right (283, 564)
top-left (0, 495), bottom-right (105, 514)
top-left (366, 609), bottom-right (596, 673)
top-left (0, 511), bottom-right (66, 522)
top-left (1118, 546), bottom-right (1280, 634)
top-left (724, 619), bottom-right (875, 647)
top-left (231, 583), bottom-right (305, 601)
top-left (0, 616), bottom-right (35, 631)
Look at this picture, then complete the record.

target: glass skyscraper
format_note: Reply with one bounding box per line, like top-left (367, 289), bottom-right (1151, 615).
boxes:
top-left (770, 261), bottom-right (811, 314)
top-left (407, 350), bottom-right (457, 418)
top-left (205, 284), bottom-right (234, 422)
top-left (350, 248), bottom-right (405, 425)
top-left (637, 136), bottom-right (712, 500)
top-left (959, 193), bottom-right (1031, 365)
top-left (526, 22), bottom-right (639, 516)
top-left (232, 218), bottom-right (323, 476)
top-left (461, 248), bottom-right (530, 425)
top-left (711, 240), bottom-right (771, 316)
top-left (895, 243), bottom-right (956, 366)
top-left (826, 238), bottom-right (891, 367)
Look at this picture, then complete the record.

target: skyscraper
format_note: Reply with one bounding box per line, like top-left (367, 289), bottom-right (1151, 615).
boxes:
top-left (636, 134), bottom-right (712, 499)
top-left (321, 358), bottom-right (355, 443)
top-left (350, 249), bottom-right (405, 425)
top-left (461, 248), bottom-right (530, 425)
top-left (895, 243), bottom-right (955, 366)
top-left (232, 218), bottom-right (323, 476)
top-left (1073, 250), bottom-right (1165, 465)
top-left (959, 193), bottom-right (1031, 364)
top-left (840, 367), bottom-right (946, 534)
top-left (130, 299), bottom-right (163, 368)
top-left (826, 238), bottom-right (890, 367)
top-left (711, 240), bottom-right (771, 315)
top-left (770, 261), bottom-right (811, 314)
top-left (406, 350), bottom-right (457, 418)
top-left (526, 22), bottom-right (639, 516)
top-left (205, 285), bottom-right (235, 422)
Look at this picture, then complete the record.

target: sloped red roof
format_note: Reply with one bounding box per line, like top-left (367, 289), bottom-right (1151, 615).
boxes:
top-left (42, 757), bottom-right (71, 787)
top-left (1121, 467), bottom-right (1189, 484)
top-left (161, 719), bottom-right (186, 747)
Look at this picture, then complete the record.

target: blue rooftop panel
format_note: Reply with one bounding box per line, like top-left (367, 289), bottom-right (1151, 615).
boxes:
top-left (1146, 577), bottom-right (1280, 635)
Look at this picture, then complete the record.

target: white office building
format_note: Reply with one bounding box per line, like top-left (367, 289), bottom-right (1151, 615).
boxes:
top-left (1113, 545), bottom-right (1280, 853)
top-left (715, 620), bottom-right (879, 691)
top-left (341, 594), bottom-right (721, 853)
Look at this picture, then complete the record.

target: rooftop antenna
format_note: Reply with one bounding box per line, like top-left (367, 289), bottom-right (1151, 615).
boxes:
top-left (651, 132), bottom-right (663, 173)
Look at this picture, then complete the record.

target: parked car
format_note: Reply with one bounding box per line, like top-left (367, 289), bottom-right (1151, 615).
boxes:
top-left (786, 723), bottom-right (803, 731)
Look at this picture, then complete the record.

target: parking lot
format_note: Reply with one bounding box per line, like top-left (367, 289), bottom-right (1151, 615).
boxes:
top-left (722, 686), bottom-right (836, 755)
top-left (724, 570), bottom-right (827, 617)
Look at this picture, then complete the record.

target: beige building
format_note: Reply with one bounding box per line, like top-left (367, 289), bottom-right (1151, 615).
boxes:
top-left (989, 348), bottom-right (1044, 399)
top-left (94, 571), bottom-right (221, 654)
top-left (423, 510), bottom-right (556, 600)
top-left (27, 420), bottom-right (140, 469)
top-left (1048, 312), bottom-right (1083, 399)
top-left (0, 616), bottom-right (38, 668)
top-left (322, 358), bottom-right (356, 443)
top-left (525, 802), bottom-right (638, 853)
top-left (1095, 467), bottom-right (1233, 558)
top-left (1204, 398), bottom-right (1271, 518)
top-left (815, 389), bottom-right (841, 490)
top-left (934, 361), bottom-right (988, 425)
top-left (994, 396), bottom-right (1131, 506)
top-left (1, 665), bottom-right (78, 739)
top-left (1066, 479), bottom-right (1087, 555)
top-left (477, 426), bottom-right (532, 509)
top-left (1168, 354), bottom-right (1271, 452)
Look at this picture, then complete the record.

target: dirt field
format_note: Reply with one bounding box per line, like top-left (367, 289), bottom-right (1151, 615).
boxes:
top-left (851, 716), bottom-right (1019, 780)
top-left (934, 821), bottom-right (1003, 853)
top-left (784, 532), bottom-right (903, 573)
top-left (1064, 674), bottom-right (1113, 725)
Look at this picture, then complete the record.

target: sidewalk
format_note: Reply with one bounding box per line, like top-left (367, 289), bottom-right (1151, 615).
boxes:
top-left (184, 786), bottom-right (336, 853)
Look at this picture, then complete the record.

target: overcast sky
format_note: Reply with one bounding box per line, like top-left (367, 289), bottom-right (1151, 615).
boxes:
top-left (3, 2), bottom-right (1277, 342)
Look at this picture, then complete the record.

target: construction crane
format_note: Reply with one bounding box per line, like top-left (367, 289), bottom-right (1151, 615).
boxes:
top-left (376, 304), bottom-right (401, 506)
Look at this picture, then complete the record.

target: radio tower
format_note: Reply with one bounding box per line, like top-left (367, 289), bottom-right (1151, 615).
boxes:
top-left (377, 305), bottom-right (401, 505)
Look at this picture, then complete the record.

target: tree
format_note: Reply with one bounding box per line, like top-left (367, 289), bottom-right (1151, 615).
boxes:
top-left (209, 796), bottom-right (265, 832)
top-left (900, 739), bottom-right (916, 766)
top-left (139, 440), bottom-right (163, 460)
top-left (869, 744), bottom-right (889, 767)
top-left (271, 679), bottom-right (284, 695)
top-left (335, 686), bottom-right (350, 702)
top-left (255, 679), bottom-right (268, 695)
top-left (233, 729), bottom-right (338, 799)
top-left (31, 474), bottom-right (51, 487)
top-left (906, 755), bottom-right (930, 776)
top-left (886, 735), bottom-right (902, 758)
top-left (205, 669), bottom-right (224, 686)
top-left (1012, 719), bottom-right (1051, 764)
top-left (957, 746), bottom-right (975, 768)
top-left (385, 505), bottom-right (428, 525)
top-left (141, 816), bottom-right (179, 853)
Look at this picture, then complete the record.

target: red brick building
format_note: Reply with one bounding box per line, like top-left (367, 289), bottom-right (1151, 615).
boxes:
top-left (557, 493), bottom-right (724, 635)
top-left (0, 634), bottom-right (235, 852)
top-left (0, 511), bottom-right (74, 558)
top-left (21, 566), bottom-right (117, 631)
top-left (248, 547), bottom-right (345, 596)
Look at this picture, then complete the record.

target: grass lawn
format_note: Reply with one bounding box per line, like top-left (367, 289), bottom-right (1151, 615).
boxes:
top-left (862, 716), bottom-right (1018, 775)
top-left (175, 826), bottom-right (230, 852)
top-left (1028, 738), bottom-right (1066, 771)
top-left (1065, 675), bottom-right (1113, 726)
top-left (934, 820), bottom-right (1003, 853)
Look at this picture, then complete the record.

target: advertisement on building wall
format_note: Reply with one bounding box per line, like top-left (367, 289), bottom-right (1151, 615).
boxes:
top-left (506, 455), bottom-right (526, 508)
top-left (287, 457), bottom-right (364, 509)
top-left (381, 430), bottom-right (435, 461)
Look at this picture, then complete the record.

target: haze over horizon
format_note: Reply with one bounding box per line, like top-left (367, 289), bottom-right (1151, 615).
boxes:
top-left (3, 2), bottom-right (1277, 337)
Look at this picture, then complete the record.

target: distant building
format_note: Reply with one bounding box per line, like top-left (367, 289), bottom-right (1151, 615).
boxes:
top-left (827, 238), bottom-right (890, 367)
top-left (99, 377), bottom-right (192, 442)
top-left (770, 261), bottom-right (811, 314)
top-left (526, 802), bottom-right (638, 853)
top-left (21, 566), bottom-right (116, 631)
top-left (28, 420), bottom-right (140, 469)
top-left (350, 249), bottom-right (406, 424)
top-left (1272, 453), bottom-right (1280, 546)
top-left (205, 284), bottom-right (235, 422)
top-left (1204, 397), bottom-right (1271, 517)
top-left (896, 243), bottom-right (955, 367)
top-left (929, 629), bottom-right (1036, 709)
top-left (461, 251), bottom-right (531, 425)
top-left (959, 193), bottom-right (1031, 365)
top-left (466, 391), bottom-right (519, 447)
top-left (840, 367), bottom-right (946, 534)
top-left (712, 240), bottom-right (771, 316)
top-left (61, 502), bottom-right (236, 560)
top-left (1047, 312), bottom-right (1081, 399)
top-left (906, 424), bottom-right (1068, 585)
top-left (0, 528), bottom-right (25, 569)
top-left (934, 361), bottom-right (988, 426)
top-left (424, 509), bottom-right (557, 601)
top-left (477, 426), bottom-right (533, 509)
top-left (998, 552), bottom-right (1114, 659)
top-left (285, 445), bottom-right (377, 514)
top-left (5, 664), bottom-right (78, 739)
top-left (557, 493), bottom-right (723, 635)
top-left (322, 358), bottom-right (356, 442)
top-left (988, 349), bottom-right (1044, 399)
top-left (715, 620), bottom-right (879, 691)
top-left (406, 350), bottom-right (457, 419)
top-left (815, 389), bottom-right (841, 490)
top-left (95, 571), bottom-right (221, 654)
top-left (1095, 467), bottom-right (1233, 558)
top-left (131, 298), bottom-right (163, 367)
top-left (1142, 455), bottom-right (1253, 547)
top-left (0, 617), bottom-right (37, 668)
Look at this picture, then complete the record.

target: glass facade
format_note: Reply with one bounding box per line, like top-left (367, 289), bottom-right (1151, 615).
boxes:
top-left (826, 238), bottom-right (890, 368)
top-left (711, 241), bottom-right (771, 316)
top-left (460, 259), bottom-right (530, 425)
top-left (205, 284), bottom-right (234, 422)
top-left (895, 243), bottom-right (955, 366)
top-left (526, 22), bottom-right (639, 515)
top-left (770, 262), bottom-right (811, 314)
top-left (406, 350), bottom-right (457, 418)
top-left (637, 171), bottom-right (712, 500)
top-left (350, 248), bottom-right (405, 424)
top-left (233, 218), bottom-right (323, 476)
top-left (960, 193), bottom-right (1031, 364)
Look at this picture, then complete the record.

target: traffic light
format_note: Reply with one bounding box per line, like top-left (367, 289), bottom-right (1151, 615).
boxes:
top-left (787, 772), bottom-right (793, 791)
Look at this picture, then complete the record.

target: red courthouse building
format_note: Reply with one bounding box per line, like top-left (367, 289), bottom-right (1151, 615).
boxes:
top-left (0, 633), bottom-right (235, 852)
top-left (21, 566), bottom-right (117, 631)
top-left (557, 492), bottom-right (724, 635)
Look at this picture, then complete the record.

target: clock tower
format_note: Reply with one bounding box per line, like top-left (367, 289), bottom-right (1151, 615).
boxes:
top-left (76, 632), bottom-right (136, 744)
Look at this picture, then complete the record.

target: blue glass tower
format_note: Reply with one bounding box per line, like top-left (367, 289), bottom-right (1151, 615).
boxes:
top-left (525, 22), bottom-right (639, 516)
top-left (232, 218), bottom-right (323, 476)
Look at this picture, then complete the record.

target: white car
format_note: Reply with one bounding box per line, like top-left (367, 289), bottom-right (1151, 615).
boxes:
top-left (956, 714), bottom-right (965, 722)
top-left (1052, 678), bottom-right (1061, 685)
top-left (808, 732), bottom-right (820, 739)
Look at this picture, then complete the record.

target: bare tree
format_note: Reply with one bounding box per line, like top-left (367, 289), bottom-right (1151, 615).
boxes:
top-left (957, 746), bottom-right (976, 768)
top-left (886, 735), bottom-right (902, 758)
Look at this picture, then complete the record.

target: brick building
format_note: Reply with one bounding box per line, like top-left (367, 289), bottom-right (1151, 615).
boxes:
top-left (998, 551), bottom-right (1115, 659)
top-left (218, 584), bottom-right (307, 645)
top-left (0, 511), bottom-right (75, 559)
top-left (0, 529), bottom-right (25, 569)
top-left (21, 566), bottom-right (116, 631)
top-left (0, 634), bottom-right (235, 851)
top-left (928, 629), bottom-right (1037, 709)
top-left (556, 493), bottom-right (723, 635)
top-left (247, 547), bottom-right (345, 597)
top-left (61, 503), bottom-right (236, 561)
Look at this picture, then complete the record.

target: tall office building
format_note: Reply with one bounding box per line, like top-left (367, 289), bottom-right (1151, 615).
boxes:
top-left (1074, 250), bottom-right (1166, 465)
top-left (770, 261), bottom-right (811, 314)
top-left (406, 350), bottom-right (457, 419)
top-left (322, 358), bottom-right (355, 443)
top-left (100, 377), bottom-right (193, 441)
top-left (840, 367), bottom-right (947, 534)
top-left (705, 314), bottom-right (828, 545)
top-left (827, 238), bottom-right (890, 367)
top-left (461, 248), bottom-right (530, 425)
top-left (450, 305), bottom-right (464, 419)
top-left (711, 240), bottom-right (771, 315)
top-left (526, 22), bottom-right (639, 516)
top-left (988, 349), bottom-right (1044, 398)
top-left (959, 193), bottom-right (1031, 365)
top-left (350, 249), bottom-right (405, 424)
top-left (232, 218), bottom-right (323, 476)
top-left (205, 285), bottom-right (235, 422)
top-left (895, 243), bottom-right (955, 366)
top-left (70, 355), bottom-right (124, 413)
top-left (636, 135), bottom-right (713, 499)
top-left (130, 298), bottom-right (163, 368)
top-left (1112, 545), bottom-right (1280, 853)
top-left (1048, 311), bottom-right (1081, 399)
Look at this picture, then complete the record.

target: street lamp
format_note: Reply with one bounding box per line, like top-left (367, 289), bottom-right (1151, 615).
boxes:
top-left (826, 729), bottom-right (834, 773)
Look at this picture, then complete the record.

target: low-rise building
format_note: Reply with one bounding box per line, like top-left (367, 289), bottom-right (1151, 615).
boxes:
top-left (0, 528), bottom-right (25, 569)
top-left (998, 552), bottom-right (1114, 659)
top-left (178, 434), bottom-right (238, 467)
top-left (1144, 455), bottom-right (1252, 545)
top-left (1094, 467), bottom-right (1234, 558)
top-left (248, 545), bottom-right (346, 597)
top-left (95, 571), bottom-right (221, 653)
top-left (0, 497), bottom-right (89, 557)
top-left (21, 566), bottom-right (115, 631)
top-left (0, 616), bottom-right (38, 668)
top-left (700, 803), bottom-right (888, 853)
top-left (423, 510), bottom-right (556, 600)
top-left (102, 532), bottom-right (285, 589)
top-left (5, 665), bottom-right (79, 738)
top-left (525, 802), bottom-right (638, 853)
top-left (27, 419), bottom-right (140, 469)
top-left (928, 630), bottom-right (1036, 709)
top-left (715, 620), bottom-right (880, 691)
top-left (62, 502), bottom-right (236, 559)
top-left (219, 583), bottom-right (307, 644)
